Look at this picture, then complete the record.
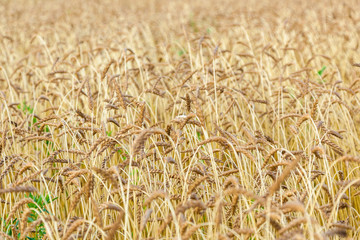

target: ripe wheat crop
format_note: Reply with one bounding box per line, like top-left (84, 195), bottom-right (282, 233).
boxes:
top-left (1, 0), bottom-right (360, 239)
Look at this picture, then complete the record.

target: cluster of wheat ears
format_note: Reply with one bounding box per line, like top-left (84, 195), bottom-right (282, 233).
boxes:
top-left (0, 0), bottom-right (360, 239)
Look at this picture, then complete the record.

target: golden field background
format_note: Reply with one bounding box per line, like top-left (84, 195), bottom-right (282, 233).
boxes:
top-left (1, 0), bottom-right (360, 239)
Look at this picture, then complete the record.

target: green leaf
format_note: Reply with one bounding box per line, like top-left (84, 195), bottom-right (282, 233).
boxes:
top-left (28, 216), bottom-right (36, 223)
top-left (196, 131), bottom-right (201, 140)
top-left (44, 125), bottom-right (50, 133)
top-left (317, 66), bottom-right (326, 76)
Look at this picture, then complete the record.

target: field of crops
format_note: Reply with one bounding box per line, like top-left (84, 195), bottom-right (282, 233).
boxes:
top-left (1, 0), bottom-right (360, 239)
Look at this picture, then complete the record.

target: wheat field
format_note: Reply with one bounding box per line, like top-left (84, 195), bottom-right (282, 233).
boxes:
top-left (1, 0), bottom-right (360, 239)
